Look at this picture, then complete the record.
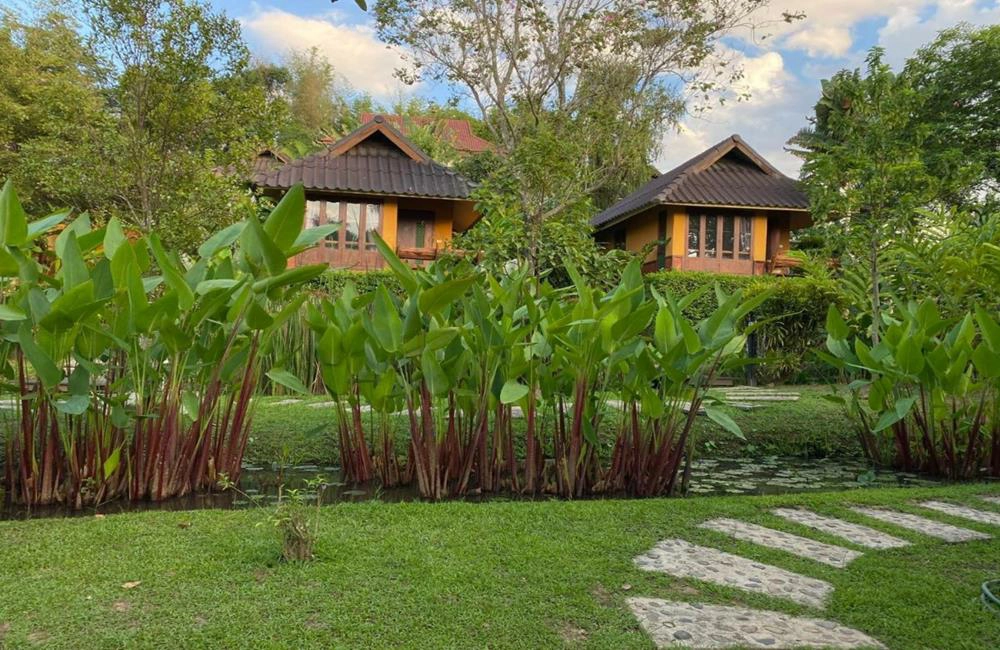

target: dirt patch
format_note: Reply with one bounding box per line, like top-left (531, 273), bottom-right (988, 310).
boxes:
top-left (303, 615), bottom-right (328, 630)
top-left (0, 622), bottom-right (10, 640)
top-left (112, 601), bottom-right (131, 613)
top-left (27, 630), bottom-right (51, 645)
top-left (590, 584), bottom-right (613, 607)
top-left (253, 568), bottom-right (271, 583)
top-left (558, 622), bottom-right (588, 643)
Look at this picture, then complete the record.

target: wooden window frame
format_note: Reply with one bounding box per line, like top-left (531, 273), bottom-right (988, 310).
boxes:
top-left (688, 214), bottom-right (752, 259)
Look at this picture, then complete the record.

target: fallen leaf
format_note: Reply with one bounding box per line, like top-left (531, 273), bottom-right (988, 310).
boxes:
top-left (621, 583), bottom-right (632, 591)
top-left (94, 514), bottom-right (106, 519)
top-left (177, 521), bottom-right (192, 529)
top-left (121, 581), bottom-right (142, 589)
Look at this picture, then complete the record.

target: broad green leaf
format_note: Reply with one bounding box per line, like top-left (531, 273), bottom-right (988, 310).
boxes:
top-left (196, 278), bottom-right (240, 294)
top-left (419, 276), bottom-right (475, 316)
top-left (825, 304), bottom-right (849, 340)
top-left (0, 304), bottom-right (27, 321)
top-left (0, 245), bottom-right (18, 276)
top-left (53, 394), bottom-right (89, 415)
top-left (60, 232), bottom-right (88, 289)
top-left (370, 231), bottom-right (417, 293)
top-left (103, 447), bottom-right (121, 478)
top-left (263, 184), bottom-right (305, 252)
top-left (499, 380), bottom-right (529, 404)
top-left (26, 211), bottom-right (69, 239)
top-left (148, 235), bottom-right (194, 311)
top-left (198, 220), bottom-right (246, 258)
top-left (266, 368), bottom-right (311, 395)
top-left (872, 395), bottom-right (917, 432)
top-left (18, 323), bottom-right (61, 389)
top-left (0, 180), bottom-right (28, 247)
top-left (103, 217), bottom-right (126, 260)
top-left (704, 405), bottom-right (745, 441)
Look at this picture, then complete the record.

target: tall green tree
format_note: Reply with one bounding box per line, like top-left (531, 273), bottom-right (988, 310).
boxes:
top-left (84, 0), bottom-right (281, 251)
top-left (373, 0), bottom-right (778, 272)
top-left (0, 10), bottom-right (116, 215)
top-left (791, 49), bottom-right (945, 343)
top-left (905, 24), bottom-right (1000, 207)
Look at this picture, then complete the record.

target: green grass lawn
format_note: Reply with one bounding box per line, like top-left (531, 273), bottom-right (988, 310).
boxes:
top-left (246, 385), bottom-right (859, 467)
top-left (2, 483), bottom-right (998, 649)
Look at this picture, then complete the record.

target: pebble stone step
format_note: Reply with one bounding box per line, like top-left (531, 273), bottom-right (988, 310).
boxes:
top-left (918, 500), bottom-right (1000, 526)
top-left (771, 508), bottom-right (910, 550)
top-left (980, 495), bottom-right (1000, 506)
top-left (699, 518), bottom-right (862, 568)
top-left (634, 539), bottom-right (832, 608)
top-left (849, 507), bottom-right (991, 543)
top-left (628, 598), bottom-right (886, 649)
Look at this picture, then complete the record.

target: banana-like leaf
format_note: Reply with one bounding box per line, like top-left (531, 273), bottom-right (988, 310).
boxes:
top-left (0, 180), bottom-right (28, 247)
top-left (263, 184), bottom-right (306, 252)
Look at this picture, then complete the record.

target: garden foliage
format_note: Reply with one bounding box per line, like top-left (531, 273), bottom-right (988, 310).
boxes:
top-left (824, 300), bottom-right (1000, 478)
top-left (0, 181), bottom-right (330, 507)
top-left (306, 239), bottom-right (766, 499)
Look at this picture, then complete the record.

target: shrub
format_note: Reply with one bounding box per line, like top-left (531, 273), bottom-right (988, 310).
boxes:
top-left (645, 271), bottom-right (845, 383)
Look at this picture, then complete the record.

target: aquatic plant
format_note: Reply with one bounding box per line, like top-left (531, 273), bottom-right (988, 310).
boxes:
top-left (0, 181), bottom-right (330, 506)
top-left (823, 300), bottom-right (1000, 478)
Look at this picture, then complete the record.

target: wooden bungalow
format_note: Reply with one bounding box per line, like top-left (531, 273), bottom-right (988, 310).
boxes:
top-left (593, 135), bottom-right (811, 275)
top-left (255, 115), bottom-right (480, 270)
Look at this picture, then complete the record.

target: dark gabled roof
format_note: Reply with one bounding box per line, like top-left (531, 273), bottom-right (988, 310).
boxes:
top-left (591, 135), bottom-right (809, 230)
top-left (255, 116), bottom-right (476, 200)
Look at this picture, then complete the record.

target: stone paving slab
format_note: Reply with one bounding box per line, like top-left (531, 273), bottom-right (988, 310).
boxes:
top-left (918, 500), bottom-right (1000, 526)
top-left (980, 495), bottom-right (1000, 506)
top-left (628, 598), bottom-right (885, 649)
top-left (699, 518), bottom-right (862, 568)
top-left (771, 508), bottom-right (910, 550)
top-left (850, 507), bottom-right (991, 543)
top-left (634, 539), bottom-right (832, 608)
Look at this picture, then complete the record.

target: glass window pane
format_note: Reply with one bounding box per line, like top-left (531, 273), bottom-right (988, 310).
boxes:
top-left (687, 215), bottom-right (700, 257)
top-left (345, 203), bottom-right (361, 249)
top-left (364, 203), bottom-right (381, 250)
top-left (739, 216), bottom-right (752, 259)
top-left (722, 216), bottom-right (734, 259)
top-left (305, 201), bottom-right (322, 230)
top-left (324, 201), bottom-right (340, 248)
top-left (704, 215), bottom-right (717, 258)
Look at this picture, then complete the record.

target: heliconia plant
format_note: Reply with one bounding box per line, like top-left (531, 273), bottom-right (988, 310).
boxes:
top-left (308, 232), bottom-right (758, 500)
top-left (0, 180), bottom-right (332, 507)
top-left (823, 299), bottom-right (1000, 479)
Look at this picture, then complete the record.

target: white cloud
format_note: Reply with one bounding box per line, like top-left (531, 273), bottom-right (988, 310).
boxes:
top-left (240, 7), bottom-right (416, 99)
top-left (657, 50), bottom-right (807, 177)
top-left (784, 25), bottom-right (854, 57)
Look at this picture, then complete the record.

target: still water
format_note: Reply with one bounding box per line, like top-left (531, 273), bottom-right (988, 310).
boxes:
top-left (0, 455), bottom-right (946, 520)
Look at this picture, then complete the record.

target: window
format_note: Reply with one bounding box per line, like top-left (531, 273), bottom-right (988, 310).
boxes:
top-left (721, 217), bottom-right (734, 259)
top-left (687, 215), bottom-right (700, 257)
top-left (687, 214), bottom-right (753, 260)
top-left (704, 215), bottom-right (717, 258)
top-left (324, 202), bottom-right (340, 248)
top-left (739, 216), bottom-right (752, 259)
top-left (344, 203), bottom-right (361, 250)
top-left (364, 204), bottom-right (381, 251)
top-left (305, 201), bottom-right (322, 229)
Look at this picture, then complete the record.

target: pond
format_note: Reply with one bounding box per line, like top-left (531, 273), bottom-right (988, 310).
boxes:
top-left (0, 455), bottom-right (945, 520)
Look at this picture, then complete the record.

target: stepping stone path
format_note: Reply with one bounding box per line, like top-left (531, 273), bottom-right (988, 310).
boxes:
top-left (628, 599), bottom-right (886, 649)
top-left (628, 499), bottom-right (995, 648)
top-left (634, 539), bottom-right (832, 608)
top-left (918, 500), bottom-right (1000, 526)
top-left (720, 387), bottom-right (800, 402)
top-left (699, 518), bottom-right (862, 568)
top-left (849, 507), bottom-right (991, 543)
top-left (771, 508), bottom-right (910, 550)
top-left (271, 399), bottom-right (302, 406)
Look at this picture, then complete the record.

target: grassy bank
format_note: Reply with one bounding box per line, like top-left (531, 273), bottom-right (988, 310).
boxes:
top-left (1, 484), bottom-right (998, 648)
top-left (246, 385), bottom-right (859, 467)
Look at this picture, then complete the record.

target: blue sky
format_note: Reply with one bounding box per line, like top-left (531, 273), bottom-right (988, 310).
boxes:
top-left (103, 1), bottom-right (1000, 177)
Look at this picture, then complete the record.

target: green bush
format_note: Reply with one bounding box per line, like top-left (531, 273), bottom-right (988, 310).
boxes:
top-left (309, 269), bottom-right (402, 297)
top-left (645, 271), bottom-right (846, 384)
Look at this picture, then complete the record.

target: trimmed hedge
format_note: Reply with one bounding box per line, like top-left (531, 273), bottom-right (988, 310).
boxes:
top-left (645, 271), bottom-right (846, 384)
top-left (308, 269), bottom-right (402, 297)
